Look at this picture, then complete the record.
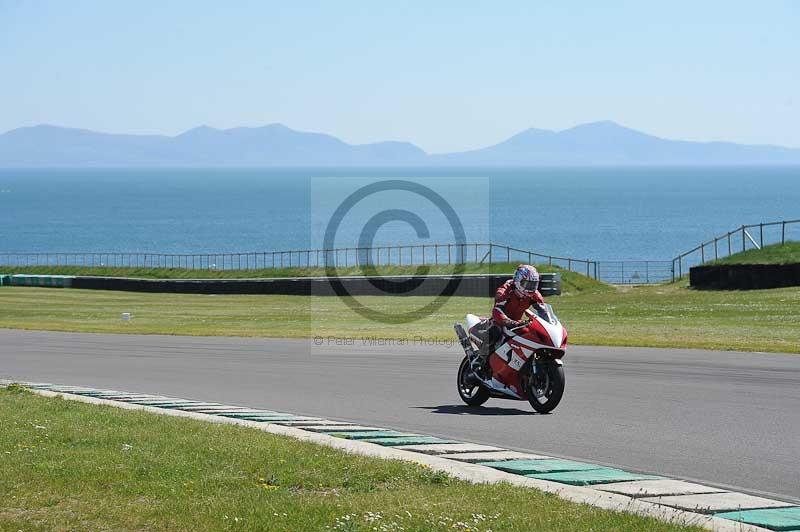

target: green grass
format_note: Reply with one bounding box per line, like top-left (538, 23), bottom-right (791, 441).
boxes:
top-left (2, 280), bottom-right (799, 352)
top-left (3, 262), bottom-right (610, 295)
top-left (0, 386), bottom-right (697, 531)
top-left (712, 241), bottom-right (800, 265)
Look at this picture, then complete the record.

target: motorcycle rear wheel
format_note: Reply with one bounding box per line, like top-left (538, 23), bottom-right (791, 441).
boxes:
top-left (526, 361), bottom-right (565, 414)
top-left (457, 356), bottom-right (490, 406)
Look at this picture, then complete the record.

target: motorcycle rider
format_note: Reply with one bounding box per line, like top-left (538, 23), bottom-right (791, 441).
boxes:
top-left (492, 264), bottom-right (544, 330)
top-left (473, 264), bottom-right (544, 368)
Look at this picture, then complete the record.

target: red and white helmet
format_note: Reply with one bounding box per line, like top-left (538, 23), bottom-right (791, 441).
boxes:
top-left (513, 264), bottom-right (540, 298)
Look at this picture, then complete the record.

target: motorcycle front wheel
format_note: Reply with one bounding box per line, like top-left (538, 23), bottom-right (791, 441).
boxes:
top-left (526, 361), bottom-right (565, 414)
top-left (457, 356), bottom-right (490, 406)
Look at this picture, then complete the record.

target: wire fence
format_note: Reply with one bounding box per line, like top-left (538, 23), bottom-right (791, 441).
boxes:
top-left (2, 219), bottom-right (796, 285)
top-left (0, 243), bottom-right (601, 278)
top-left (595, 261), bottom-right (675, 284)
top-left (672, 219), bottom-right (800, 279)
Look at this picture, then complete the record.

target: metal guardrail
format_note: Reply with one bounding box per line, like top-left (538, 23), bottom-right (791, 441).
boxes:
top-left (672, 219), bottom-right (800, 280)
top-left (595, 261), bottom-right (674, 284)
top-left (0, 243), bottom-right (599, 278)
top-left (2, 219), bottom-right (796, 286)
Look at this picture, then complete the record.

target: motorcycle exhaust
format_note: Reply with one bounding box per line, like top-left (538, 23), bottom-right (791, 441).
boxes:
top-left (454, 322), bottom-right (477, 360)
top-left (454, 322), bottom-right (482, 385)
top-left (453, 322), bottom-right (478, 360)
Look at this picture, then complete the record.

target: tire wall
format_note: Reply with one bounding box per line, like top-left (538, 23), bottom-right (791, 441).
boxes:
top-left (57, 273), bottom-right (563, 297)
top-left (689, 264), bottom-right (800, 290)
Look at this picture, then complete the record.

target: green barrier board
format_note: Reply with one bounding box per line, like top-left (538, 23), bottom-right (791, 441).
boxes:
top-left (9, 274), bottom-right (74, 288)
top-left (528, 468), bottom-right (662, 486)
top-left (478, 459), bottom-right (602, 475)
top-left (714, 507), bottom-right (800, 531)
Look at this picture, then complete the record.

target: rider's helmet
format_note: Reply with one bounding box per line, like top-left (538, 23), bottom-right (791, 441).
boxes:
top-left (513, 264), bottom-right (540, 298)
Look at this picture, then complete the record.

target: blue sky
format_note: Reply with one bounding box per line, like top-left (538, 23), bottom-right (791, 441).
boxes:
top-left (1, 0), bottom-right (798, 152)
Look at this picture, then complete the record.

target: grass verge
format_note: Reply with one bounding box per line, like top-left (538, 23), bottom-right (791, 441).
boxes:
top-left (712, 241), bottom-right (800, 265)
top-left (1, 281), bottom-right (799, 352)
top-left (0, 386), bottom-right (697, 531)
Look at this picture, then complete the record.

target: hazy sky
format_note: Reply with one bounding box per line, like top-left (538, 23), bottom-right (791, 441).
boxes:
top-left (1, 1), bottom-right (798, 152)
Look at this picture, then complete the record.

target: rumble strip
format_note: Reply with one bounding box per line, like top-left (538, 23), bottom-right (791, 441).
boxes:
top-left (3, 380), bottom-right (798, 532)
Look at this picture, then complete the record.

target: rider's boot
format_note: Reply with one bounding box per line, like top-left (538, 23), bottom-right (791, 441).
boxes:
top-left (471, 342), bottom-right (490, 371)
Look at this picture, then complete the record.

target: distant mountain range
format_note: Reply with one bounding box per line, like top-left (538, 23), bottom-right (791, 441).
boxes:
top-left (2, 121), bottom-right (799, 167)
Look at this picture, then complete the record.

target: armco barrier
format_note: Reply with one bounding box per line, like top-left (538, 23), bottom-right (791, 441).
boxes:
top-left (690, 264), bottom-right (800, 290)
top-left (67, 273), bottom-right (561, 297)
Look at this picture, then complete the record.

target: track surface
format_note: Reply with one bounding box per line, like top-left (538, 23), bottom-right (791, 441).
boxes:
top-left (2, 329), bottom-right (799, 502)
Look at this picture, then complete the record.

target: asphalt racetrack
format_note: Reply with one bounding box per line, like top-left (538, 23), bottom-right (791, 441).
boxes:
top-left (2, 329), bottom-right (798, 502)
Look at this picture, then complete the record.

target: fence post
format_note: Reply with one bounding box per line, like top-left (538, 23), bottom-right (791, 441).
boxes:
top-left (506, 246), bottom-right (510, 263)
top-left (489, 244), bottom-right (493, 264)
top-left (782, 221), bottom-right (786, 244)
top-left (760, 223), bottom-right (764, 248)
top-left (742, 226), bottom-right (746, 252)
top-left (700, 244), bottom-right (705, 264)
top-left (727, 232), bottom-right (731, 255)
top-left (714, 238), bottom-right (718, 260)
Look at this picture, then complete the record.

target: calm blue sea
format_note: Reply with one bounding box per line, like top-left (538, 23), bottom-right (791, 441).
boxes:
top-left (0, 167), bottom-right (798, 261)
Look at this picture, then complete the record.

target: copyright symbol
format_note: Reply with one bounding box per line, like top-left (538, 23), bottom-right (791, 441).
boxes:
top-left (313, 336), bottom-right (323, 346)
top-left (322, 179), bottom-right (467, 324)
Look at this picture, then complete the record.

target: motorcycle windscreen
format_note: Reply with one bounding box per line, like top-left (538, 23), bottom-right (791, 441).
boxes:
top-left (532, 303), bottom-right (558, 325)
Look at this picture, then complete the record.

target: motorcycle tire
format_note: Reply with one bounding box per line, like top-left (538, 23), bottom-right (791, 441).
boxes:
top-left (526, 361), bottom-right (565, 414)
top-left (457, 356), bottom-right (490, 406)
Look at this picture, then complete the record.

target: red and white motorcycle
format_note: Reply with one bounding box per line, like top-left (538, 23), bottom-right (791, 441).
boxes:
top-left (454, 304), bottom-right (568, 413)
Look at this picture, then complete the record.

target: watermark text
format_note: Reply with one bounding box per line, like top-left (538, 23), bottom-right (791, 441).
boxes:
top-left (312, 335), bottom-right (457, 348)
